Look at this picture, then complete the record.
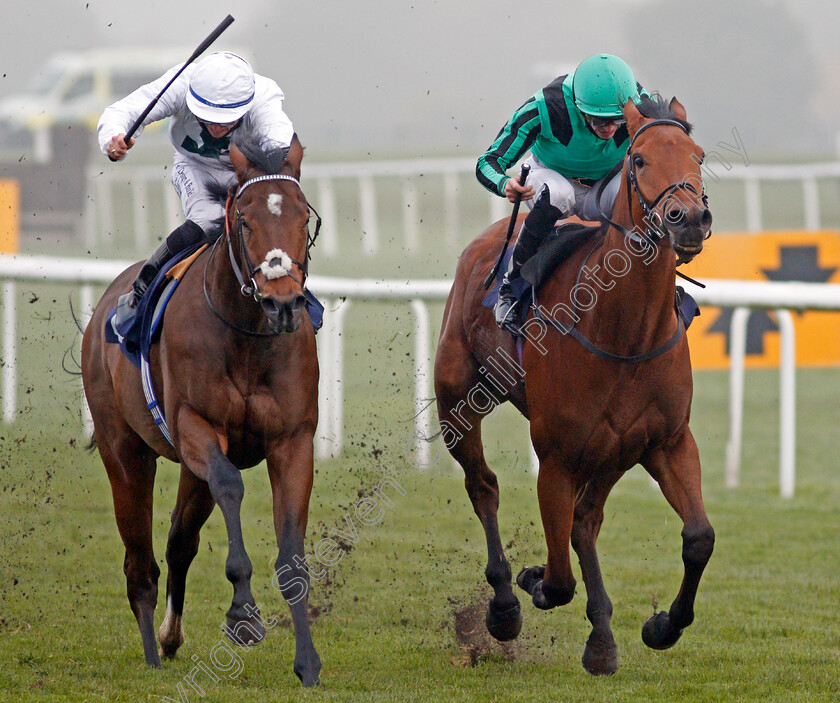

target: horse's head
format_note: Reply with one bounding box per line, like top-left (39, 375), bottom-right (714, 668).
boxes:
top-left (227, 135), bottom-right (314, 334)
top-left (623, 96), bottom-right (713, 263)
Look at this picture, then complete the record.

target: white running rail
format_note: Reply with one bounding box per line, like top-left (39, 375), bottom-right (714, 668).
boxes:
top-left (2, 254), bottom-right (840, 498)
top-left (83, 159), bottom-right (840, 257)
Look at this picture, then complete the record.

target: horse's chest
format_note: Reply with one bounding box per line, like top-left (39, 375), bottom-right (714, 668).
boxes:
top-left (532, 365), bottom-right (689, 473)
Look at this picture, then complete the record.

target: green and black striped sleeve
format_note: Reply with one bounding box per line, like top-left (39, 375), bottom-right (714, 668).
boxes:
top-left (476, 96), bottom-right (542, 197)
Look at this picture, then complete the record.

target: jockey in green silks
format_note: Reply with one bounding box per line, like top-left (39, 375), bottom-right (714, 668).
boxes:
top-left (476, 53), bottom-right (645, 333)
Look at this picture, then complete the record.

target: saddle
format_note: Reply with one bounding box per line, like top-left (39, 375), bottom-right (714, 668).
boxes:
top-left (521, 221), bottom-right (603, 288)
top-left (105, 244), bottom-right (208, 368)
top-left (482, 221), bottom-right (602, 328)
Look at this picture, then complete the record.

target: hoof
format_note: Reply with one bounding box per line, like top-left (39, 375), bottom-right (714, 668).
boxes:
top-left (530, 581), bottom-right (556, 610)
top-left (159, 639), bottom-right (182, 660)
top-left (485, 598), bottom-right (522, 642)
top-left (224, 608), bottom-right (266, 647)
top-left (582, 630), bottom-right (619, 676)
top-left (297, 674), bottom-right (321, 688)
top-left (642, 611), bottom-right (683, 650)
top-left (516, 565), bottom-right (545, 595)
top-left (158, 625), bottom-right (185, 660)
top-left (294, 650), bottom-right (322, 688)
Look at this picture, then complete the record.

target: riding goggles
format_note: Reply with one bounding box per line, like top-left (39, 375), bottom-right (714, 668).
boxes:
top-left (199, 118), bottom-right (242, 130)
top-left (584, 113), bottom-right (627, 128)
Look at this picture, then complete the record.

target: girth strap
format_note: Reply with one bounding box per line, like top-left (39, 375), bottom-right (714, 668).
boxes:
top-left (532, 303), bottom-right (685, 364)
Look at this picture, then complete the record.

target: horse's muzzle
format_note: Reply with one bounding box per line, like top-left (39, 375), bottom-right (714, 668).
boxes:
top-left (260, 293), bottom-right (307, 334)
top-left (667, 206), bottom-right (713, 261)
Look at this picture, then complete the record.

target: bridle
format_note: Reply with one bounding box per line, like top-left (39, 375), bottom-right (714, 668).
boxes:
top-left (203, 173), bottom-right (322, 336)
top-left (599, 118), bottom-right (710, 259)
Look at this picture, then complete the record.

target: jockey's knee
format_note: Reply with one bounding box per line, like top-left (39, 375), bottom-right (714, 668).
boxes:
top-left (529, 182), bottom-right (574, 216)
top-left (165, 220), bottom-right (206, 252)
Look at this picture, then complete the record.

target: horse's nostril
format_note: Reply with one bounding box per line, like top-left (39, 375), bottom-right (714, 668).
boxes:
top-left (293, 294), bottom-right (307, 312)
top-left (700, 209), bottom-right (713, 230)
top-left (260, 297), bottom-right (280, 316)
top-left (666, 208), bottom-right (687, 227)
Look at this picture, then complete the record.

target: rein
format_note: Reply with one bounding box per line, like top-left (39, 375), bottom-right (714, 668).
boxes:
top-left (532, 238), bottom-right (686, 363)
top-left (202, 173), bottom-right (322, 337)
top-left (533, 118), bottom-right (708, 363)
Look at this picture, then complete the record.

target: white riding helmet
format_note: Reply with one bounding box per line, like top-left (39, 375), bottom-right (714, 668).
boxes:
top-left (186, 52), bottom-right (255, 124)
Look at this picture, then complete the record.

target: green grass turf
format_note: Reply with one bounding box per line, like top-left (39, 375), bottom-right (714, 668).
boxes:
top-left (1, 282), bottom-right (839, 702)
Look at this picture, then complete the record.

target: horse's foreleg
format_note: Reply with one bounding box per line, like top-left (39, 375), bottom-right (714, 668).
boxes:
top-left (571, 473), bottom-right (623, 675)
top-left (98, 433), bottom-right (161, 668)
top-left (519, 453), bottom-right (577, 610)
top-left (177, 410), bottom-right (264, 647)
top-left (266, 433), bottom-right (321, 687)
top-left (435, 354), bottom-right (521, 642)
top-left (642, 426), bottom-right (715, 650)
top-left (159, 465), bottom-right (215, 659)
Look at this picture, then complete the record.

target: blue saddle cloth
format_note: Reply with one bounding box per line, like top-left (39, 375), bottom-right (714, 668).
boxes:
top-left (105, 245), bottom-right (324, 369)
top-left (481, 244), bottom-right (700, 332)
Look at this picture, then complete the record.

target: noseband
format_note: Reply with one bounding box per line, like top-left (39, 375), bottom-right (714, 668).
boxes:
top-left (203, 173), bottom-right (322, 336)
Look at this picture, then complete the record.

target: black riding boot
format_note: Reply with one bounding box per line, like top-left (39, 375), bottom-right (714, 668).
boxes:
top-left (495, 188), bottom-right (563, 333)
top-left (114, 220), bottom-right (205, 327)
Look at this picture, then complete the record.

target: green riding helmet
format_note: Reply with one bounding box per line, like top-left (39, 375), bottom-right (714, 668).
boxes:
top-left (572, 54), bottom-right (640, 117)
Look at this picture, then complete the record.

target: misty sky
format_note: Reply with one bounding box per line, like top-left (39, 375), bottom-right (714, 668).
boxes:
top-left (2, 0), bottom-right (839, 160)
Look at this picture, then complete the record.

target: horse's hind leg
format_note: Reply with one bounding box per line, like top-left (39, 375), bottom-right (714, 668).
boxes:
top-left (571, 472), bottom-right (623, 675)
top-left (267, 434), bottom-right (321, 687)
top-left (435, 343), bottom-right (521, 642)
top-left (642, 426), bottom-right (715, 650)
top-left (97, 431), bottom-right (161, 667)
top-left (158, 465), bottom-right (215, 659)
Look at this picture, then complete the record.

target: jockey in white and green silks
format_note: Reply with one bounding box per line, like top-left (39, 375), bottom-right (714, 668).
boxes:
top-left (98, 51), bottom-right (295, 324)
top-left (476, 54), bottom-right (645, 332)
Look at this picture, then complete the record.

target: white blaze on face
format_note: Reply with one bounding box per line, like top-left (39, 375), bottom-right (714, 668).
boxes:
top-left (267, 193), bottom-right (283, 217)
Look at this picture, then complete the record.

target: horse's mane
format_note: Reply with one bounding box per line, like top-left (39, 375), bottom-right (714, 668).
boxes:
top-left (637, 93), bottom-right (693, 135)
top-left (231, 130), bottom-right (290, 175)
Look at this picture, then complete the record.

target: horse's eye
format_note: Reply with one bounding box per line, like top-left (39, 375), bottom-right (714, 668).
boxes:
top-left (240, 220), bottom-right (251, 232)
top-left (633, 155), bottom-right (645, 169)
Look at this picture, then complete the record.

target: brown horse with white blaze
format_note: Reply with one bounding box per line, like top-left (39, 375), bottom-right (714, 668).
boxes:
top-left (434, 96), bottom-right (714, 675)
top-left (81, 136), bottom-right (322, 686)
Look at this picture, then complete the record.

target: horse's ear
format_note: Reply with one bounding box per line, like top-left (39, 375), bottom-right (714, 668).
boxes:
top-left (229, 144), bottom-right (251, 184)
top-left (623, 98), bottom-right (644, 136)
top-left (285, 133), bottom-right (303, 180)
top-left (669, 97), bottom-right (687, 121)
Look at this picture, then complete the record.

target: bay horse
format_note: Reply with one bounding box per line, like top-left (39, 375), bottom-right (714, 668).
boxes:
top-left (81, 136), bottom-right (322, 686)
top-left (434, 96), bottom-right (714, 675)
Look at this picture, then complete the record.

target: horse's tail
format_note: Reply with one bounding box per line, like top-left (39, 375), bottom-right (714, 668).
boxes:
top-left (68, 294), bottom-right (86, 335)
top-left (62, 346), bottom-right (82, 377)
top-left (67, 294), bottom-right (95, 452)
top-left (63, 295), bottom-right (86, 377)
top-left (410, 397), bottom-right (443, 442)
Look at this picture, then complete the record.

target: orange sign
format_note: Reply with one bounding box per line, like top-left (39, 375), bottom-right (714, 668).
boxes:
top-left (0, 179), bottom-right (19, 254)
top-left (682, 231), bottom-right (840, 369)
